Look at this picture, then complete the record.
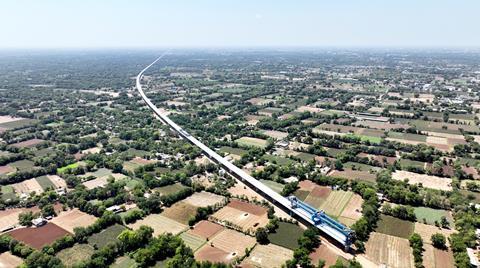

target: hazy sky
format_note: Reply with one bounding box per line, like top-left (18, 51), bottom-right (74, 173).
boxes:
top-left (1, 0), bottom-right (479, 48)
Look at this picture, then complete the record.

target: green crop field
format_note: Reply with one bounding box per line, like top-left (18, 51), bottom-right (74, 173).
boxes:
top-left (57, 162), bottom-right (84, 173)
top-left (87, 224), bottom-right (127, 248)
top-left (56, 244), bottom-right (94, 267)
top-left (260, 179), bottom-right (285, 193)
top-left (154, 183), bottom-right (188, 196)
top-left (413, 207), bottom-right (452, 227)
top-left (235, 137), bottom-right (268, 149)
top-left (268, 222), bottom-right (304, 250)
top-left (294, 152), bottom-right (316, 162)
top-left (1, 185), bottom-right (17, 201)
top-left (35, 176), bottom-right (56, 190)
top-left (375, 215), bottom-right (414, 239)
top-left (9, 160), bottom-right (36, 172)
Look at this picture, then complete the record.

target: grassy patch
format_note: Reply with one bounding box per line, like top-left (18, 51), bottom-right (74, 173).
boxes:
top-left (35, 176), bottom-right (56, 191)
top-left (154, 183), bottom-right (187, 196)
top-left (9, 160), bottom-right (35, 172)
top-left (375, 215), bottom-right (414, 239)
top-left (262, 155), bottom-right (296, 165)
top-left (87, 224), bottom-right (127, 248)
top-left (294, 189), bottom-right (310, 201)
top-left (1, 185), bottom-right (17, 201)
top-left (219, 146), bottom-right (247, 156)
top-left (56, 244), bottom-right (94, 267)
top-left (268, 222), bottom-right (304, 250)
top-left (260, 179), bottom-right (285, 193)
top-left (345, 133), bottom-right (381, 144)
top-left (413, 207), bottom-right (452, 227)
top-left (57, 162), bottom-right (81, 174)
top-left (235, 137), bottom-right (268, 149)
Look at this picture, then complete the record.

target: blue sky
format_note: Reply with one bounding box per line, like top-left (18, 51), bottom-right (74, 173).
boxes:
top-left (1, 0), bottom-right (479, 48)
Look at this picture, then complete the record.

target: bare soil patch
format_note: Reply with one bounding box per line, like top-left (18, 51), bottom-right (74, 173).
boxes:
top-left (227, 199), bottom-right (268, 216)
top-left (243, 243), bottom-right (293, 268)
top-left (0, 165), bottom-right (15, 175)
top-left (50, 208), bottom-right (98, 233)
top-left (183, 191), bottom-right (226, 208)
top-left (11, 139), bottom-right (45, 148)
top-left (162, 201), bottom-right (198, 225)
top-left (189, 220), bottom-right (224, 239)
top-left (310, 244), bottom-right (341, 267)
top-left (0, 207), bottom-right (40, 232)
top-left (8, 223), bottom-right (70, 249)
top-left (12, 178), bottom-right (44, 195)
top-left (364, 232), bottom-right (413, 268)
top-left (0, 251), bottom-right (23, 268)
top-left (128, 214), bottom-right (187, 236)
top-left (392, 170), bottom-right (452, 191)
top-left (414, 222), bottom-right (455, 247)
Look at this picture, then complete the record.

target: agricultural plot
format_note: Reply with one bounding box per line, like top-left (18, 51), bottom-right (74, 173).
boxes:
top-left (375, 215), bottom-right (414, 239)
top-left (0, 165), bottom-right (15, 176)
top-left (329, 169), bottom-right (377, 184)
top-left (338, 194), bottom-right (363, 227)
top-left (57, 161), bottom-right (86, 174)
top-left (195, 229), bottom-right (256, 264)
top-left (413, 206), bottom-right (453, 227)
top-left (211, 200), bottom-right (268, 234)
top-left (0, 251), bottom-right (23, 268)
top-left (56, 243), bottom-right (94, 267)
top-left (414, 222), bottom-right (456, 247)
top-left (262, 154), bottom-right (296, 165)
top-left (87, 224), bottom-right (126, 248)
top-left (0, 207), bottom-right (40, 232)
top-left (364, 232), bottom-right (414, 268)
top-left (218, 146), bottom-right (247, 157)
top-left (0, 118), bottom-right (37, 130)
top-left (180, 232), bottom-right (206, 251)
top-left (319, 190), bottom-right (354, 218)
top-left (7, 223), bottom-right (70, 249)
top-left (268, 222), bottom-right (304, 250)
top-left (309, 244), bottom-right (343, 267)
top-left (182, 191), bottom-right (226, 208)
top-left (50, 208), bottom-right (98, 233)
top-left (235, 137), bottom-right (268, 149)
top-left (35, 175), bottom-right (56, 190)
top-left (189, 220), bottom-right (224, 240)
top-left (128, 214), bottom-right (187, 236)
top-left (242, 243), bottom-right (294, 268)
top-left (154, 183), bottom-right (188, 196)
top-left (11, 178), bottom-right (44, 195)
top-left (0, 185), bottom-right (16, 202)
top-left (162, 201), bottom-right (198, 225)
top-left (259, 179), bottom-right (284, 193)
top-left (8, 160), bottom-right (36, 172)
top-left (11, 138), bottom-right (45, 148)
top-left (392, 170), bottom-right (452, 191)
top-left (261, 130), bottom-right (288, 140)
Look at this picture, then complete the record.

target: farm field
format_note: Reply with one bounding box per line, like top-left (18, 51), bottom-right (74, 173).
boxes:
top-left (182, 191), bottom-right (226, 207)
top-left (195, 229), bottom-right (256, 264)
top-left (414, 222), bottom-right (456, 247)
top-left (0, 185), bottom-right (16, 202)
top-left (180, 231), bottom-right (206, 251)
top-left (211, 199), bottom-right (268, 234)
top-left (35, 175), bottom-right (56, 190)
top-left (375, 215), bottom-right (414, 239)
top-left (262, 154), bottom-right (296, 165)
top-left (162, 201), bottom-right (198, 225)
top-left (56, 243), bottom-right (95, 267)
top-left (268, 222), bottom-right (304, 250)
top-left (413, 206), bottom-right (453, 227)
top-left (7, 223), bottom-right (70, 249)
top-left (0, 251), bottom-right (23, 268)
top-left (87, 224), bottom-right (126, 248)
top-left (235, 137), bottom-right (268, 149)
top-left (154, 183), bottom-right (188, 196)
top-left (57, 162), bottom-right (84, 174)
top-left (11, 178), bottom-right (44, 195)
top-left (0, 207), bottom-right (40, 232)
top-left (392, 170), bottom-right (452, 191)
top-left (309, 244), bottom-right (344, 267)
top-left (329, 169), bottom-right (377, 184)
top-left (259, 179), bottom-right (284, 193)
top-left (218, 146), bottom-right (247, 157)
top-left (261, 130), bottom-right (288, 140)
top-left (11, 138), bottom-right (45, 148)
top-left (189, 220), bottom-right (224, 239)
top-left (50, 208), bottom-right (98, 233)
top-left (364, 232), bottom-right (414, 268)
top-left (242, 243), bottom-right (293, 268)
top-left (8, 160), bottom-right (36, 172)
top-left (128, 214), bottom-right (187, 236)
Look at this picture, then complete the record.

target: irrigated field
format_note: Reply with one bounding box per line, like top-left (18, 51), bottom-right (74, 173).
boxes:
top-left (235, 137), bottom-right (268, 149)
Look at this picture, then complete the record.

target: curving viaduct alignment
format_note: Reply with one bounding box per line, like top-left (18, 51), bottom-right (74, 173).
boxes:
top-left (135, 56), bottom-right (353, 251)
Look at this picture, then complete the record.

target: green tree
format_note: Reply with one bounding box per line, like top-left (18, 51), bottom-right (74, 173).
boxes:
top-left (431, 233), bottom-right (447, 249)
top-left (255, 228), bottom-right (269, 245)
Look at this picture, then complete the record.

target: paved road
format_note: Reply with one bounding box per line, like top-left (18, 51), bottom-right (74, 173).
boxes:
top-left (135, 56), bottom-right (351, 249)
